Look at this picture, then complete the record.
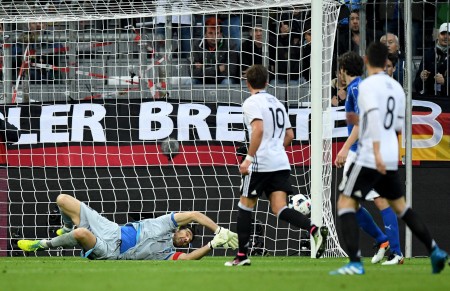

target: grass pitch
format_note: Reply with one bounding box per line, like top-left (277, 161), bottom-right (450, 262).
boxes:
top-left (0, 257), bottom-right (448, 291)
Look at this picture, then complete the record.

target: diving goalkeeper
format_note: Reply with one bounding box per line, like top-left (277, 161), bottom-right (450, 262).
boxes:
top-left (18, 194), bottom-right (238, 260)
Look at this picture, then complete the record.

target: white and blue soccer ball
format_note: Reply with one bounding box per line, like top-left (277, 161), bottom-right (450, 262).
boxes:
top-left (288, 194), bottom-right (311, 216)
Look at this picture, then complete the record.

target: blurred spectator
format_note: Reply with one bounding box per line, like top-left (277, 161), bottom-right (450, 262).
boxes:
top-left (268, 13), bottom-right (303, 85)
top-left (12, 22), bottom-right (63, 83)
top-left (240, 24), bottom-right (263, 81)
top-left (337, 0), bottom-right (361, 27)
top-left (331, 68), bottom-right (347, 107)
top-left (380, 33), bottom-right (404, 86)
top-left (193, 14), bottom-right (241, 50)
top-left (191, 17), bottom-right (238, 85)
top-left (337, 9), bottom-right (361, 54)
top-left (301, 28), bottom-right (311, 82)
top-left (376, 0), bottom-right (434, 56)
top-left (155, 0), bottom-right (192, 58)
top-left (385, 52), bottom-right (398, 78)
top-left (414, 22), bottom-right (450, 97)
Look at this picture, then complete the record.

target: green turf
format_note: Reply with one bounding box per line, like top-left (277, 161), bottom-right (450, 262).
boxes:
top-left (0, 257), bottom-right (448, 291)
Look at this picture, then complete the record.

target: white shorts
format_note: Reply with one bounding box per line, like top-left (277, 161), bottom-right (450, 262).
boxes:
top-left (339, 150), bottom-right (380, 201)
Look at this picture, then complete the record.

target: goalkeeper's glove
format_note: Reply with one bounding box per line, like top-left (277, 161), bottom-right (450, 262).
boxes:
top-left (214, 226), bottom-right (238, 250)
top-left (209, 233), bottom-right (230, 249)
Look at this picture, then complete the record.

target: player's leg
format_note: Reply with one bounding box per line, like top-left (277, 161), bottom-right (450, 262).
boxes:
top-left (331, 165), bottom-right (377, 275)
top-left (18, 227), bottom-right (95, 252)
top-left (330, 194), bottom-right (365, 275)
top-left (341, 152), bottom-right (388, 262)
top-left (225, 172), bottom-right (260, 266)
top-left (389, 196), bottom-right (448, 273)
top-left (355, 205), bottom-right (390, 264)
top-left (270, 191), bottom-right (310, 229)
top-left (373, 196), bottom-right (403, 265)
top-left (224, 195), bottom-right (256, 266)
top-left (378, 171), bottom-right (447, 273)
top-left (55, 194), bottom-right (82, 235)
top-left (270, 191), bottom-right (328, 258)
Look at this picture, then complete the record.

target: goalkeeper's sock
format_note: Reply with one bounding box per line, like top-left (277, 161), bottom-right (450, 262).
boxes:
top-left (46, 231), bottom-right (78, 248)
top-left (236, 203), bottom-right (253, 255)
top-left (278, 206), bottom-right (310, 229)
top-left (356, 206), bottom-right (388, 244)
top-left (400, 207), bottom-right (434, 253)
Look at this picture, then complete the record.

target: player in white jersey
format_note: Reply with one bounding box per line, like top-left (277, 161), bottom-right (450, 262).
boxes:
top-left (335, 51), bottom-right (404, 265)
top-left (225, 64), bottom-right (328, 267)
top-left (330, 42), bottom-right (448, 275)
top-left (17, 194), bottom-right (238, 260)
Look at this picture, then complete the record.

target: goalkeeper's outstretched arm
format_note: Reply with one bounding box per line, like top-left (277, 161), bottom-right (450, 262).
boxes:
top-left (171, 232), bottom-right (237, 260)
top-left (172, 212), bottom-right (238, 260)
top-left (173, 211), bottom-right (218, 233)
top-left (171, 244), bottom-right (212, 260)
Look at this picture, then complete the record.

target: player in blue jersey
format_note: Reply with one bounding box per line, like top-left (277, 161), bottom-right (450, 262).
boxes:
top-left (225, 64), bottom-right (328, 267)
top-left (335, 51), bottom-right (404, 265)
top-left (331, 42), bottom-right (448, 275)
top-left (17, 194), bottom-right (238, 260)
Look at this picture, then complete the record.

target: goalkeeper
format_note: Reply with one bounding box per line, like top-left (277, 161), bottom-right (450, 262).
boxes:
top-left (18, 194), bottom-right (238, 260)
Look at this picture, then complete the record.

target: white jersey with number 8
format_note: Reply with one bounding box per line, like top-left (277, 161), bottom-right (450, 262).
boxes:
top-left (243, 91), bottom-right (292, 172)
top-left (356, 72), bottom-right (405, 170)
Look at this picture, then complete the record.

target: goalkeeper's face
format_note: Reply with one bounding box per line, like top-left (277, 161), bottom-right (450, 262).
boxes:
top-left (173, 228), bottom-right (194, 247)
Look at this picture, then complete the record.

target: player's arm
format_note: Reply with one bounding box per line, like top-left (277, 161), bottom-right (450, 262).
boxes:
top-left (173, 211), bottom-right (218, 233)
top-left (335, 124), bottom-right (359, 168)
top-left (169, 245), bottom-right (212, 260)
top-left (240, 119), bottom-right (263, 175)
top-left (284, 128), bottom-right (294, 147)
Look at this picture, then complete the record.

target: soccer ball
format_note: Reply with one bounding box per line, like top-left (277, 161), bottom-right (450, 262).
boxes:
top-left (160, 138), bottom-right (180, 160)
top-left (288, 194), bottom-right (311, 216)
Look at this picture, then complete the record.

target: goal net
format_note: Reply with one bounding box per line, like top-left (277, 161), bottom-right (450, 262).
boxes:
top-left (0, 0), bottom-right (345, 258)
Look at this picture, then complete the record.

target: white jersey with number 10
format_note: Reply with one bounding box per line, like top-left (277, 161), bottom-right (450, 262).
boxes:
top-left (242, 91), bottom-right (292, 172)
top-left (356, 72), bottom-right (405, 171)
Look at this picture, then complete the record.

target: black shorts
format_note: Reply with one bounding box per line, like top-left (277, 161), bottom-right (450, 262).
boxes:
top-left (240, 170), bottom-right (293, 199)
top-left (342, 163), bottom-right (404, 201)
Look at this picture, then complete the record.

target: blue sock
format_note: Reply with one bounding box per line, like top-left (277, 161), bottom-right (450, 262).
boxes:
top-left (381, 207), bottom-right (402, 255)
top-left (356, 206), bottom-right (388, 244)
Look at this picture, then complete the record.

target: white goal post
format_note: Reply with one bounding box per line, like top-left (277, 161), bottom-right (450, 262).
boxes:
top-left (0, 0), bottom-right (346, 258)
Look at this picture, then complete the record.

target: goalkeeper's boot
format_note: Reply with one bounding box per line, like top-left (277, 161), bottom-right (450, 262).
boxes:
top-left (329, 261), bottom-right (365, 275)
top-left (56, 226), bottom-right (73, 236)
top-left (17, 240), bottom-right (45, 252)
top-left (430, 247), bottom-right (448, 274)
top-left (312, 225), bottom-right (329, 258)
top-left (371, 240), bottom-right (390, 264)
top-left (224, 255), bottom-right (251, 267)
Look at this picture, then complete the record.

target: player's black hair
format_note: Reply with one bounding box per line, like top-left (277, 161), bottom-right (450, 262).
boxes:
top-left (366, 41), bottom-right (388, 69)
top-left (387, 52), bottom-right (398, 67)
top-left (246, 64), bottom-right (268, 89)
top-left (338, 51), bottom-right (364, 77)
top-left (179, 224), bottom-right (196, 243)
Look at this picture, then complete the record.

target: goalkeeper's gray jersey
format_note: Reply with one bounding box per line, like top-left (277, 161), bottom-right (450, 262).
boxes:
top-left (118, 213), bottom-right (178, 260)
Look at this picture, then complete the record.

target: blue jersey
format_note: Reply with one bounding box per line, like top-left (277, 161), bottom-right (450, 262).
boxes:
top-left (345, 77), bottom-right (362, 152)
